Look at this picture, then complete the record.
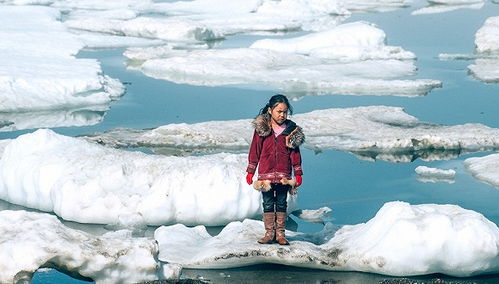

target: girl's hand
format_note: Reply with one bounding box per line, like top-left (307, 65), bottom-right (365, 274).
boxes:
top-left (295, 175), bottom-right (302, 187)
top-left (246, 173), bottom-right (254, 185)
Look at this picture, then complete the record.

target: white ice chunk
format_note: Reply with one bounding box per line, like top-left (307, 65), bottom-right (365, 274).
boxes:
top-left (0, 6), bottom-right (124, 112)
top-left (155, 201), bottom-right (499, 277)
top-left (0, 106), bottom-right (108, 132)
top-left (412, 2), bottom-right (483, 15)
top-left (468, 58), bottom-right (499, 83)
top-left (0, 210), bottom-right (162, 283)
top-left (415, 166), bottom-right (456, 184)
top-left (80, 106), bottom-right (499, 161)
top-left (0, 129), bottom-right (297, 226)
top-left (475, 16), bottom-right (499, 54)
top-left (291, 207), bottom-right (332, 224)
top-left (250, 22), bottom-right (415, 61)
top-left (464, 153), bottom-right (499, 189)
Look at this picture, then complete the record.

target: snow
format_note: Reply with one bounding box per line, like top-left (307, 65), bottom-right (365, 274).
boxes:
top-left (0, 129), bottom-right (297, 226)
top-left (464, 153), bottom-right (499, 189)
top-left (0, 6), bottom-right (124, 112)
top-left (0, 210), bottom-right (166, 283)
top-left (127, 22), bottom-right (440, 97)
top-left (80, 106), bottom-right (499, 162)
top-left (415, 166), bottom-right (456, 184)
top-left (155, 201), bottom-right (499, 277)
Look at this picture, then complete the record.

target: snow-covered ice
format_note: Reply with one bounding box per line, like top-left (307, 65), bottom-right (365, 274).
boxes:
top-left (291, 207), bottom-right (332, 224)
top-left (0, 6), bottom-right (124, 112)
top-left (0, 129), bottom-right (297, 226)
top-left (415, 166), bottom-right (456, 183)
top-left (127, 22), bottom-right (440, 97)
top-left (81, 106), bottom-right (499, 162)
top-left (412, 0), bottom-right (483, 15)
top-left (464, 153), bottom-right (499, 189)
top-left (155, 201), bottom-right (499, 277)
top-left (0, 210), bottom-right (165, 283)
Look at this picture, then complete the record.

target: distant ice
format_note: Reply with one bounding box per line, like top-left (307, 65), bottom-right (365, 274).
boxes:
top-left (0, 107), bottom-right (108, 132)
top-left (291, 207), bottom-right (332, 224)
top-left (415, 166), bottom-right (456, 184)
top-left (0, 129), bottom-right (297, 226)
top-left (412, 1), bottom-right (483, 15)
top-left (127, 22), bottom-right (440, 97)
top-left (0, 210), bottom-right (167, 283)
top-left (440, 16), bottom-right (499, 83)
top-left (81, 106), bottom-right (499, 162)
top-left (464, 153), bottom-right (499, 189)
top-left (156, 201), bottom-right (499, 277)
top-left (0, 6), bottom-right (124, 113)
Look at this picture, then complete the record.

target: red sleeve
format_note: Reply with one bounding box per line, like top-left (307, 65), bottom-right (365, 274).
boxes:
top-left (246, 131), bottom-right (262, 174)
top-left (290, 146), bottom-right (303, 176)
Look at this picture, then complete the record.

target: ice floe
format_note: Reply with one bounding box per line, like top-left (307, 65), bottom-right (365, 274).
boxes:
top-left (440, 16), bottom-right (499, 83)
top-left (0, 6), bottom-right (124, 118)
top-left (127, 22), bottom-right (440, 97)
top-left (155, 201), bottom-right (499, 277)
top-left (0, 210), bottom-right (169, 283)
top-left (291, 207), bottom-right (332, 224)
top-left (415, 166), bottom-right (456, 183)
top-left (0, 129), bottom-right (297, 226)
top-left (412, 0), bottom-right (483, 15)
top-left (464, 153), bottom-right (499, 189)
top-left (81, 106), bottom-right (499, 162)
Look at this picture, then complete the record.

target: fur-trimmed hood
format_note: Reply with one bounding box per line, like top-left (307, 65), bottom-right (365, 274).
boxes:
top-left (252, 114), bottom-right (305, 149)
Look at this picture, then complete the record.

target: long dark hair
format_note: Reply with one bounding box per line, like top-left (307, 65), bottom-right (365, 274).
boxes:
top-left (258, 94), bottom-right (293, 117)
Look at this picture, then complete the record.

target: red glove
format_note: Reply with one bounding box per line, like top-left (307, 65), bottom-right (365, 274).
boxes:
top-left (246, 173), bottom-right (254, 185)
top-left (295, 175), bottom-right (302, 187)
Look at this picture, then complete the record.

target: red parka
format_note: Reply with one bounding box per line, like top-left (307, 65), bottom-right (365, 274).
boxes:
top-left (246, 114), bottom-right (305, 183)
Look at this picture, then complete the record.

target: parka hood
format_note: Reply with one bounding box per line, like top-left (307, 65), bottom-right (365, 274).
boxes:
top-left (252, 114), bottom-right (305, 149)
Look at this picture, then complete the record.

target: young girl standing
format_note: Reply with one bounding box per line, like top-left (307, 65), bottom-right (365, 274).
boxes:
top-left (246, 94), bottom-right (304, 245)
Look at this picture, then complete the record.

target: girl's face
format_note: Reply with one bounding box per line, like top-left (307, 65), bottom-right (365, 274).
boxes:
top-left (269, 103), bottom-right (288, 126)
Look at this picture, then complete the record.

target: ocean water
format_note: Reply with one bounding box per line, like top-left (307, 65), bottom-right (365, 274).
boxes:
top-left (4, 0), bottom-right (499, 282)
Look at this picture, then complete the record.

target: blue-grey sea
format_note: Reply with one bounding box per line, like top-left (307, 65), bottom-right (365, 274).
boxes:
top-left (4, 1), bottom-right (499, 283)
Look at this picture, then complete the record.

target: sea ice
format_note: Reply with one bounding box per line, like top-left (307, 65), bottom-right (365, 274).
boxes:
top-left (412, 1), bottom-right (483, 15)
top-left (415, 166), bottom-right (456, 184)
top-left (155, 201), bottom-right (499, 277)
top-left (0, 6), bottom-right (124, 112)
top-left (0, 210), bottom-right (165, 283)
top-left (464, 153), bottom-right (499, 189)
top-left (81, 106), bottom-right (499, 162)
top-left (0, 129), bottom-right (297, 226)
top-left (127, 22), bottom-right (440, 97)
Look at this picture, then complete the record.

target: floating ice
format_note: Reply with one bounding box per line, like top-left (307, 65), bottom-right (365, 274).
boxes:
top-left (0, 210), bottom-right (167, 283)
top-left (0, 6), bottom-right (124, 113)
top-left (0, 106), bottom-right (108, 132)
top-left (415, 166), bottom-right (456, 184)
top-left (412, 1), bottom-right (483, 15)
top-left (81, 106), bottom-right (499, 162)
top-left (441, 16), bottom-right (499, 83)
top-left (155, 201), bottom-right (499, 277)
top-left (127, 22), bottom-right (440, 97)
top-left (291, 207), bottom-right (332, 224)
top-left (464, 153), bottom-right (499, 189)
top-left (0, 129), bottom-right (297, 226)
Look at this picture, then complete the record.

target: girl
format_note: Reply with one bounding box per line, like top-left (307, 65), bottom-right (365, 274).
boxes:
top-left (246, 94), bottom-right (304, 245)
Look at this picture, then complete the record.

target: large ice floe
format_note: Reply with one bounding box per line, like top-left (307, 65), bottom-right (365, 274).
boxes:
top-left (440, 16), bottom-right (499, 83)
top-left (0, 6), bottom-right (124, 129)
top-left (464, 153), bottom-right (499, 189)
top-left (126, 22), bottom-right (441, 98)
top-left (81, 106), bottom-right (499, 162)
top-left (156, 201), bottom-right (499, 277)
top-left (0, 129), bottom-right (296, 226)
top-left (412, 0), bottom-right (484, 15)
top-left (0, 210), bottom-right (174, 283)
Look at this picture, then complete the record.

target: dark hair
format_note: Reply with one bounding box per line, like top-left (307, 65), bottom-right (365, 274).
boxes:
top-left (258, 94), bottom-right (293, 116)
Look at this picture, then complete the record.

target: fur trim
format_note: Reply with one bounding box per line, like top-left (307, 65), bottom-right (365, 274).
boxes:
top-left (253, 180), bottom-right (272, 191)
top-left (252, 115), bottom-right (305, 148)
top-left (285, 126), bottom-right (305, 149)
top-left (252, 114), bottom-right (272, 137)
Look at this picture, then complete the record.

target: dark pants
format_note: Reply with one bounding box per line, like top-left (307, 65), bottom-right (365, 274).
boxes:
top-left (262, 183), bottom-right (290, 213)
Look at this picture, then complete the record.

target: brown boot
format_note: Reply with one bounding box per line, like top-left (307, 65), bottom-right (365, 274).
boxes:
top-left (275, 212), bottom-right (289, 245)
top-left (258, 212), bottom-right (275, 244)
